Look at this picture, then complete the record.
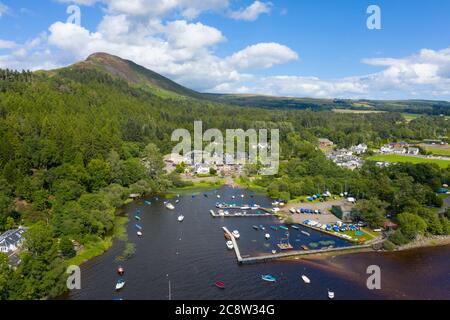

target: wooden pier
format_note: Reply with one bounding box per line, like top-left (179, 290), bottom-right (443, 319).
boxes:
top-left (222, 227), bottom-right (242, 261)
top-left (211, 210), bottom-right (272, 218)
top-left (222, 226), bottom-right (374, 265)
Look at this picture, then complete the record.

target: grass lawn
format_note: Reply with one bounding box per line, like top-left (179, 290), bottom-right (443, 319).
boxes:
top-left (423, 146), bottom-right (450, 157)
top-left (340, 228), bottom-right (376, 242)
top-left (369, 154), bottom-right (450, 169)
top-left (233, 176), bottom-right (267, 193)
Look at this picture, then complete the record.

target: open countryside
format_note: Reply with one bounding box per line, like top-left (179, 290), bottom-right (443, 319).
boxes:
top-left (369, 154), bottom-right (450, 168)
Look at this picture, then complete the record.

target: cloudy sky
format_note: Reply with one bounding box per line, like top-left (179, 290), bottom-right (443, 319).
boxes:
top-left (1, 0), bottom-right (450, 100)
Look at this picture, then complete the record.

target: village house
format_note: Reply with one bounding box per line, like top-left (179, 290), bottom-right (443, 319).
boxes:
top-left (318, 138), bottom-right (334, 148)
top-left (0, 227), bottom-right (26, 254)
top-left (350, 143), bottom-right (368, 155)
top-left (380, 142), bottom-right (409, 154)
top-left (327, 148), bottom-right (364, 170)
top-left (407, 147), bottom-right (420, 155)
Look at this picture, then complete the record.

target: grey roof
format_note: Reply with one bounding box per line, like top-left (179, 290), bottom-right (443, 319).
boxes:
top-left (0, 228), bottom-right (26, 249)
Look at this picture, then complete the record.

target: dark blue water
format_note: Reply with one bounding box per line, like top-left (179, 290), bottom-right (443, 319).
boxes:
top-left (67, 187), bottom-right (450, 300)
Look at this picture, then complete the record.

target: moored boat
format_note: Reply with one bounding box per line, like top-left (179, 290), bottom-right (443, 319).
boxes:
top-left (137, 231), bottom-right (143, 237)
top-left (261, 275), bottom-right (276, 282)
top-left (165, 203), bottom-right (175, 210)
top-left (252, 225), bottom-right (259, 230)
top-left (226, 241), bottom-right (234, 250)
top-left (265, 233), bottom-right (271, 239)
top-left (301, 230), bottom-right (311, 236)
top-left (115, 279), bottom-right (126, 290)
top-left (117, 267), bottom-right (124, 275)
top-left (178, 215), bottom-right (184, 222)
top-left (301, 275), bottom-right (311, 284)
top-left (215, 281), bottom-right (225, 289)
top-left (328, 290), bottom-right (335, 299)
top-left (144, 201), bottom-right (151, 205)
top-left (279, 225), bottom-right (288, 231)
top-left (232, 230), bottom-right (240, 239)
top-left (291, 225), bottom-right (299, 230)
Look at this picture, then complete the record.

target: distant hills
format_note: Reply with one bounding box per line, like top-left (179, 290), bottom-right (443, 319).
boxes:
top-left (47, 53), bottom-right (450, 115)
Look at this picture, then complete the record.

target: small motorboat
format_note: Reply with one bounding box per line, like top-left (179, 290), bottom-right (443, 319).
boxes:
top-left (271, 250), bottom-right (277, 254)
top-left (301, 275), bottom-right (311, 284)
top-left (241, 194), bottom-right (244, 198)
top-left (328, 290), bottom-right (335, 299)
top-left (217, 195), bottom-right (221, 199)
top-left (260, 225), bottom-right (266, 231)
top-left (115, 279), bottom-right (126, 291)
top-left (279, 225), bottom-right (289, 231)
top-left (232, 230), bottom-right (240, 239)
top-left (144, 201), bottom-right (151, 205)
top-left (261, 275), bottom-right (276, 282)
top-left (135, 224), bottom-right (142, 230)
top-left (137, 231), bottom-right (143, 237)
top-left (134, 215), bottom-right (141, 221)
top-left (226, 241), bottom-right (234, 250)
top-left (165, 203), bottom-right (175, 210)
top-left (178, 215), bottom-right (184, 222)
top-left (291, 225), bottom-right (299, 230)
top-left (175, 199), bottom-right (180, 204)
top-left (117, 267), bottom-right (124, 275)
top-left (252, 225), bottom-right (259, 230)
top-left (301, 230), bottom-right (311, 236)
top-left (232, 195), bottom-right (236, 199)
top-left (265, 234), bottom-right (271, 240)
top-left (215, 281), bottom-right (225, 289)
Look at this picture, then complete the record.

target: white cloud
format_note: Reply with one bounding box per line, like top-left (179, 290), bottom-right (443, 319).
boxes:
top-left (230, 1), bottom-right (272, 21)
top-left (227, 42), bottom-right (298, 70)
top-left (0, 39), bottom-right (16, 49)
top-left (0, 2), bottom-right (8, 17)
top-left (58, 0), bottom-right (229, 19)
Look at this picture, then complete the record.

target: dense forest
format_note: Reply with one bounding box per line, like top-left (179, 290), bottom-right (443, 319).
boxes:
top-left (0, 57), bottom-right (449, 299)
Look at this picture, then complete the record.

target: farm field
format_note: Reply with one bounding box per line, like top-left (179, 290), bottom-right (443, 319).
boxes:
top-left (420, 144), bottom-right (450, 157)
top-left (369, 154), bottom-right (450, 168)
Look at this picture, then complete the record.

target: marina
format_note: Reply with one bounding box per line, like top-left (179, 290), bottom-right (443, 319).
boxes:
top-left (66, 186), bottom-right (450, 300)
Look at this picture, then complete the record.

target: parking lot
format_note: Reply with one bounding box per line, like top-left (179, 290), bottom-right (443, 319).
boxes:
top-left (282, 199), bottom-right (352, 225)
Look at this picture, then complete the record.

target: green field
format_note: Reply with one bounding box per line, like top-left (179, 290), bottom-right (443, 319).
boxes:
top-left (369, 154), bottom-right (450, 168)
top-left (423, 146), bottom-right (450, 157)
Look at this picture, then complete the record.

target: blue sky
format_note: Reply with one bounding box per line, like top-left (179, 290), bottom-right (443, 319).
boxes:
top-left (1, 0), bottom-right (450, 100)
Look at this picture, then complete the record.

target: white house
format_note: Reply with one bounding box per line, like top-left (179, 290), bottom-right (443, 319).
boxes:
top-left (0, 228), bottom-right (26, 253)
top-left (351, 143), bottom-right (368, 155)
top-left (194, 164), bottom-right (211, 175)
top-left (408, 147), bottom-right (420, 155)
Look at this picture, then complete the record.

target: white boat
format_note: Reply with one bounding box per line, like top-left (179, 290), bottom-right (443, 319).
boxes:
top-left (301, 275), bottom-right (311, 284)
top-left (115, 279), bottom-right (126, 290)
top-left (178, 215), bottom-right (184, 222)
top-left (241, 194), bottom-right (244, 198)
top-left (226, 241), bottom-right (234, 250)
top-left (272, 250), bottom-right (277, 254)
top-left (217, 195), bottom-right (221, 199)
top-left (232, 196), bottom-right (236, 199)
top-left (137, 231), bottom-right (143, 237)
top-left (301, 231), bottom-right (311, 236)
top-left (166, 203), bottom-right (175, 210)
top-left (271, 201), bottom-right (279, 206)
top-left (328, 290), bottom-right (335, 299)
top-left (210, 210), bottom-right (215, 216)
top-left (241, 206), bottom-right (251, 210)
top-left (218, 210), bottom-right (225, 216)
top-left (265, 233), bottom-right (270, 239)
top-left (289, 208), bottom-right (296, 214)
top-left (232, 230), bottom-right (240, 239)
